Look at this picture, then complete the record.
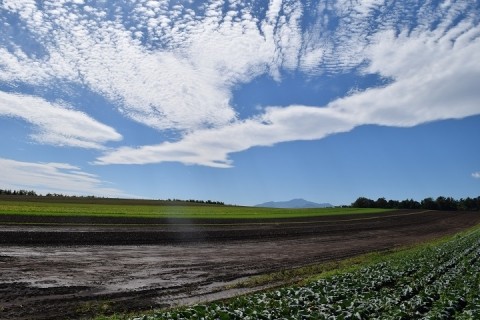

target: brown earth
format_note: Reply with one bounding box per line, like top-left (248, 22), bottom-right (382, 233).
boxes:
top-left (0, 210), bottom-right (479, 319)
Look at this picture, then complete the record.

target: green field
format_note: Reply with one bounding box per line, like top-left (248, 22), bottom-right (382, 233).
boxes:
top-left (0, 197), bottom-right (390, 219)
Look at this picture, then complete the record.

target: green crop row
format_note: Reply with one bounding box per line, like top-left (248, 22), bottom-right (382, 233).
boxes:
top-left (0, 200), bottom-right (389, 219)
top-left (130, 228), bottom-right (480, 320)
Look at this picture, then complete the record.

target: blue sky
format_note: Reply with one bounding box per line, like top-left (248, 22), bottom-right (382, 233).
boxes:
top-left (0, 0), bottom-right (479, 206)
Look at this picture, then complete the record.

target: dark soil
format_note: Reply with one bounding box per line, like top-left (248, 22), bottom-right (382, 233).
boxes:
top-left (0, 210), bottom-right (479, 319)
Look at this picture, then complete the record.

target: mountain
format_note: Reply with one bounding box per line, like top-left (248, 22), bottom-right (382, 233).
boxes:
top-left (255, 198), bottom-right (333, 209)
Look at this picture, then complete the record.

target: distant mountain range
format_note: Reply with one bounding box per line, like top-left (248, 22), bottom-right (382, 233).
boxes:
top-left (255, 198), bottom-right (333, 209)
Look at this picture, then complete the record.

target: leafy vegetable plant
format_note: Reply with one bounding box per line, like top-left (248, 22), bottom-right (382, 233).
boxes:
top-left (133, 228), bottom-right (480, 319)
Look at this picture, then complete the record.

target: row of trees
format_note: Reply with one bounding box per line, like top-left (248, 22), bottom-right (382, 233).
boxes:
top-left (188, 199), bottom-right (224, 205)
top-left (0, 189), bottom-right (38, 196)
top-left (166, 199), bottom-right (225, 205)
top-left (0, 189), bottom-right (94, 198)
top-left (0, 189), bottom-right (225, 205)
top-left (352, 196), bottom-right (480, 211)
top-left (1, 188), bottom-right (476, 210)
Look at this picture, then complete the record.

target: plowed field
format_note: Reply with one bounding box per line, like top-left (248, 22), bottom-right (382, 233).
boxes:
top-left (0, 210), bottom-right (479, 319)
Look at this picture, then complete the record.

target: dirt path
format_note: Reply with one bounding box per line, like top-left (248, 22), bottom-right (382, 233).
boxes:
top-left (0, 210), bottom-right (479, 319)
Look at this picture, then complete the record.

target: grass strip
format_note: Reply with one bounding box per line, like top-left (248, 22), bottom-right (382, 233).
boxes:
top-left (0, 200), bottom-right (390, 219)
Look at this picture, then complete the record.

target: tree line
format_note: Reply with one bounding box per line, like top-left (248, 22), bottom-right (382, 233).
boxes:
top-left (0, 189), bottom-right (38, 196)
top-left (0, 189), bottom-right (96, 198)
top-left (351, 196), bottom-right (480, 211)
top-left (0, 189), bottom-right (225, 205)
top-left (169, 199), bottom-right (225, 205)
top-left (1, 188), bottom-right (476, 210)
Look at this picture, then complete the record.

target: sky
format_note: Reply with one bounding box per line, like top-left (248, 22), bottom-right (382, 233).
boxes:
top-left (0, 0), bottom-right (479, 206)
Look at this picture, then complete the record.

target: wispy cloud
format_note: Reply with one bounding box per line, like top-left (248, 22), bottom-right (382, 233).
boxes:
top-left (0, 0), bottom-right (290, 131)
top-left (0, 92), bottom-right (122, 149)
top-left (0, 0), bottom-right (331, 132)
top-left (473, 172), bottom-right (480, 179)
top-left (0, 157), bottom-right (128, 197)
top-left (1, 0), bottom-right (479, 167)
top-left (97, 10), bottom-right (480, 167)
top-left (95, 106), bottom-right (355, 167)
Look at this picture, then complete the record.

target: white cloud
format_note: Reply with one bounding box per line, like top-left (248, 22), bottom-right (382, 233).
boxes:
top-left (338, 22), bottom-right (480, 127)
top-left (473, 172), bottom-right (480, 179)
top-left (0, 91), bottom-right (122, 149)
top-left (272, 1), bottom-right (303, 71)
top-left (95, 106), bottom-right (355, 167)
top-left (0, 0), bottom-right (331, 133)
top-left (96, 11), bottom-right (480, 167)
top-left (0, 0), bottom-right (300, 131)
top-left (0, 157), bottom-right (127, 197)
top-left (1, 0), bottom-right (480, 169)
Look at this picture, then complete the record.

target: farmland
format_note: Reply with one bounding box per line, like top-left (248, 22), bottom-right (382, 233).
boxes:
top-left (0, 197), bottom-right (388, 220)
top-left (137, 225), bottom-right (480, 320)
top-left (0, 198), bottom-right (479, 319)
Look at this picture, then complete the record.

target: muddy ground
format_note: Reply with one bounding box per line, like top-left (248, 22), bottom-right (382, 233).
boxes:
top-left (1, 210), bottom-right (479, 319)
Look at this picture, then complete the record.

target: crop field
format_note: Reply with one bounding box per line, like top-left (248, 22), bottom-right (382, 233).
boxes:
top-left (1, 200), bottom-right (479, 319)
top-left (0, 209), bottom-right (480, 320)
top-left (0, 198), bottom-right (389, 220)
top-left (126, 227), bottom-right (480, 320)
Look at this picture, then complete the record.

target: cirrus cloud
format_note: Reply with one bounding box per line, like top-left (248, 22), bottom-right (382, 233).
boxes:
top-left (0, 91), bottom-right (122, 149)
top-left (0, 157), bottom-right (129, 197)
top-left (96, 12), bottom-right (480, 167)
top-left (0, 0), bottom-right (479, 168)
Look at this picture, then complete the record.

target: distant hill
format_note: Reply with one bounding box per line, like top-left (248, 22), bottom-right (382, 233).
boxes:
top-left (255, 198), bottom-right (333, 209)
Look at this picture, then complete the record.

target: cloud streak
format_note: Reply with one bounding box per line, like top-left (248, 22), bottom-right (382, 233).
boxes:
top-left (96, 105), bottom-right (355, 167)
top-left (0, 157), bottom-right (127, 197)
top-left (0, 92), bottom-right (122, 149)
